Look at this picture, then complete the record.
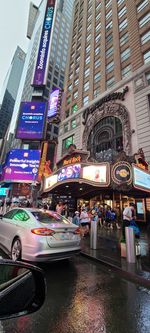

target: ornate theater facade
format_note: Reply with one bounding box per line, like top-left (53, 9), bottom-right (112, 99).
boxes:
top-left (43, 75), bottom-right (150, 223)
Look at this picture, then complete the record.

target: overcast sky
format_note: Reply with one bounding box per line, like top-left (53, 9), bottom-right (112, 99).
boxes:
top-left (0, 0), bottom-right (41, 95)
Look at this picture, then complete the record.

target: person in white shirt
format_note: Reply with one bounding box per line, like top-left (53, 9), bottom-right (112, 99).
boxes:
top-left (80, 207), bottom-right (90, 236)
top-left (122, 203), bottom-right (135, 240)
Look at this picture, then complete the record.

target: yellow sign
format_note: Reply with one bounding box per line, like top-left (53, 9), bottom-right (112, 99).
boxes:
top-left (63, 155), bottom-right (81, 166)
top-left (38, 142), bottom-right (48, 179)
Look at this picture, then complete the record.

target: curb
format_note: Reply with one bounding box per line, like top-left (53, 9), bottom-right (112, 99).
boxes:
top-left (80, 251), bottom-right (150, 290)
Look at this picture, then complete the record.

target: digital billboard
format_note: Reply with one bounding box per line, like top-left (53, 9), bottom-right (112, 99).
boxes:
top-left (82, 165), bottom-right (107, 183)
top-left (0, 188), bottom-right (9, 196)
top-left (133, 165), bottom-right (150, 192)
top-left (32, 0), bottom-right (55, 86)
top-left (47, 89), bottom-right (60, 118)
top-left (2, 149), bottom-right (41, 183)
top-left (16, 102), bottom-right (46, 140)
top-left (57, 164), bottom-right (81, 181)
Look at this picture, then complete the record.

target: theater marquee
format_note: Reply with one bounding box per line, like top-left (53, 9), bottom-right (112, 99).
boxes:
top-left (43, 162), bottom-right (110, 192)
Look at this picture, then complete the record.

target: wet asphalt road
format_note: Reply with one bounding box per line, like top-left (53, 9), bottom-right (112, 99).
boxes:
top-left (1, 255), bottom-right (150, 333)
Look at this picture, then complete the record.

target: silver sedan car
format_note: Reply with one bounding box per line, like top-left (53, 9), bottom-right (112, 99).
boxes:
top-left (0, 208), bottom-right (81, 262)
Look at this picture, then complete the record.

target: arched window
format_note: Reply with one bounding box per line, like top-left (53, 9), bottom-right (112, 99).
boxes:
top-left (87, 116), bottom-right (123, 162)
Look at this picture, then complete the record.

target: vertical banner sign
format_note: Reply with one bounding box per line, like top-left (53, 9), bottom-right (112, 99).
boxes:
top-left (32, 0), bottom-right (55, 86)
top-left (47, 89), bottom-right (60, 118)
top-left (38, 141), bottom-right (48, 180)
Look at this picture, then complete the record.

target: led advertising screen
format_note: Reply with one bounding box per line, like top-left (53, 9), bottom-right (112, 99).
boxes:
top-left (137, 202), bottom-right (144, 214)
top-left (82, 165), bottom-right (107, 183)
top-left (16, 102), bottom-right (46, 140)
top-left (2, 149), bottom-right (41, 183)
top-left (32, 0), bottom-right (55, 86)
top-left (0, 188), bottom-right (9, 196)
top-left (47, 89), bottom-right (60, 118)
top-left (133, 165), bottom-right (150, 192)
top-left (57, 164), bottom-right (81, 181)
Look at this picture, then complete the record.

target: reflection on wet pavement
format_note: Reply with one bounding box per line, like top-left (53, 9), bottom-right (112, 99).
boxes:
top-left (1, 256), bottom-right (150, 333)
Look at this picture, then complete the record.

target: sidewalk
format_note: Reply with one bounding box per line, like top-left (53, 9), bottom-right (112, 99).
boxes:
top-left (80, 227), bottom-right (150, 289)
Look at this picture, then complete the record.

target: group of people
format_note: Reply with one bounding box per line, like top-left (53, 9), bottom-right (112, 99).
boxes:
top-left (72, 205), bottom-right (121, 237)
top-left (72, 203), bottom-right (140, 239)
top-left (0, 196), bottom-right (140, 240)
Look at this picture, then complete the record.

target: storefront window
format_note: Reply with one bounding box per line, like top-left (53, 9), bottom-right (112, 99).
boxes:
top-left (87, 116), bottom-right (123, 162)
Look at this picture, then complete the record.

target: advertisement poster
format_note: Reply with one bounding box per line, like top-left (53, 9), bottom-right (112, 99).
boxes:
top-left (16, 102), bottom-right (46, 140)
top-left (2, 149), bottom-right (41, 183)
top-left (82, 165), bottom-right (107, 183)
top-left (133, 166), bottom-right (150, 191)
top-left (57, 164), bottom-right (81, 181)
top-left (32, 0), bottom-right (55, 86)
top-left (47, 89), bottom-right (60, 118)
top-left (137, 202), bottom-right (144, 214)
top-left (0, 188), bottom-right (9, 196)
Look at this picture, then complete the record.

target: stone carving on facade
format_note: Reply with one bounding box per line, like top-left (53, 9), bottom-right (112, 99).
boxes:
top-left (82, 101), bottom-right (131, 156)
top-left (110, 178), bottom-right (133, 192)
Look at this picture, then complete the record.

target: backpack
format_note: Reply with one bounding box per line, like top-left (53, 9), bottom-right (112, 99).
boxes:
top-left (129, 220), bottom-right (140, 238)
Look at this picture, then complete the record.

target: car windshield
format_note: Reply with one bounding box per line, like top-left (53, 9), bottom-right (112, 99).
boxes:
top-left (32, 210), bottom-right (70, 224)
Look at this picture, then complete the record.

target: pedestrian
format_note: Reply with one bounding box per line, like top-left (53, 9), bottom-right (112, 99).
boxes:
top-left (129, 203), bottom-right (140, 238)
top-left (122, 203), bottom-right (134, 240)
top-left (92, 211), bottom-right (99, 222)
top-left (97, 208), bottom-right (103, 227)
top-left (26, 200), bottom-right (31, 208)
top-left (109, 208), bottom-right (121, 229)
top-left (0, 200), bottom-right (4, 214)
top-left (6, 199), bottom-right (12, 212)
top-left (56, 201), bottom-right (64, 215)
top-left (105, 206), bottom-right (112, 229)
top-left (80, 207), bottom-right (90, 237)
top-left (72, 211), bottom-right (80, 226)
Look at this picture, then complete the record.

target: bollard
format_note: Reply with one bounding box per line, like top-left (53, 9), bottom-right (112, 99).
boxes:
top-left (125, 227), bottom-right (136, 263)
top-left (90, 220), bottom-right (98, 249)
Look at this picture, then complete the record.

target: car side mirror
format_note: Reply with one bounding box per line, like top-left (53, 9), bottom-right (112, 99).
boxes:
top-left (0, 259), bottom-right (46, 320)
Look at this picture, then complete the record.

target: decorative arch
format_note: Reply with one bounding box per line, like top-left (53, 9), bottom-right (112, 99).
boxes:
top-left (82, 101), bottom-right (131, 155)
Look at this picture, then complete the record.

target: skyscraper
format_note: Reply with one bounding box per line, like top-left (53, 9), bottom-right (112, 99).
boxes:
top-left (0, 46), bottom-right (26, 139)
top-left (9, 0), bottom-right (75, 144)
top-left (4, 0), bottom-right (75, 175)
top-left (57, 0), bottom-right (150, 162)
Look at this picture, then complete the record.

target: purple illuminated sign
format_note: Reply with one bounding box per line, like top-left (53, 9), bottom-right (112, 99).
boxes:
top-left (32, 0), bottom-right (55, 86)
top-left (16, 102), bottom-right (46, 140)
top-left (47, 89), bottom-right (60, 118)
top-left (2, 149), bottom-right (41, 183)
top-left (57, 164), bottom-right (81, 181)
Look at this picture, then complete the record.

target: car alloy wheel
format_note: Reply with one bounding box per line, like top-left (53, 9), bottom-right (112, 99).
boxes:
top-left (11, 238), bottom-right (22, 261)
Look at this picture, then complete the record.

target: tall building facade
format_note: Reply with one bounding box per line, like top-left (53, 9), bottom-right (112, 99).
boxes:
top-left (9, 0), bottom-right (75, 144)
top-left (57, 0), bottom-right (150, 163)
top-left (0, 46), bottom-right (26, 139)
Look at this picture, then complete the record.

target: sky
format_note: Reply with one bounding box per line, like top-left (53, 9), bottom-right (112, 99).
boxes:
top-left (0, 0), bottom-right (41, 95)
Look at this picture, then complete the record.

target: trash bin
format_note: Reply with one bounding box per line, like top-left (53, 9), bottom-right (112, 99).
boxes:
top-left (125, 227), bottom-right (136, 263)
top-left (90, 220), bottom-right (98, 249)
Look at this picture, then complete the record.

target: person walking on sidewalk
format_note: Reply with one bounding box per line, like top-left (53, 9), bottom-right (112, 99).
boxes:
top-left (72, 211), bottom-right (80, 226)
top-left (122, 203), bottom-right (134, 240)
top-left (80, 207), bottom-right (90, 237)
